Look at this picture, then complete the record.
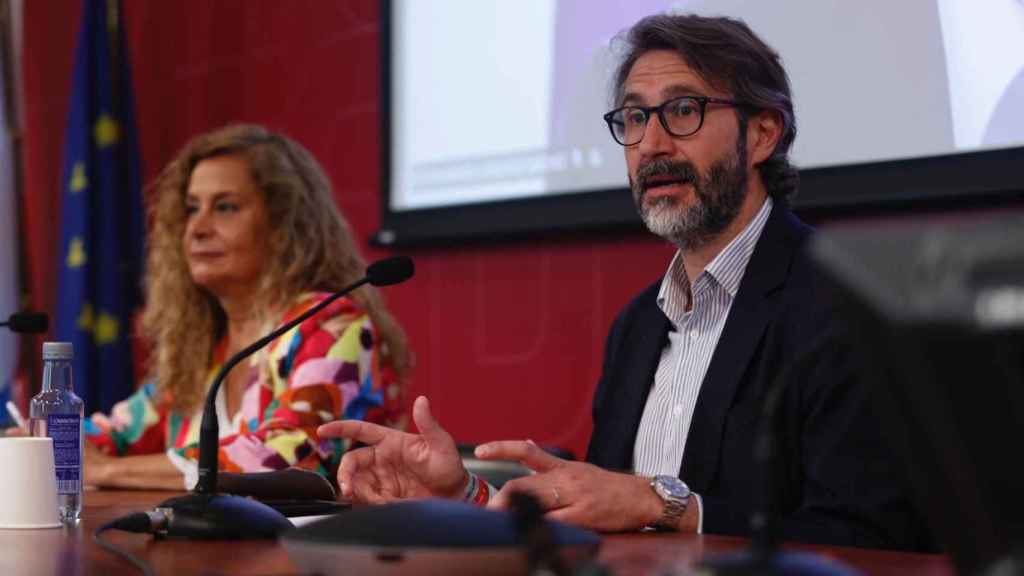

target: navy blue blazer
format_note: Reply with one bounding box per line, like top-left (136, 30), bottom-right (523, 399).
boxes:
top-left (586, 204), bottom-right (931, 551)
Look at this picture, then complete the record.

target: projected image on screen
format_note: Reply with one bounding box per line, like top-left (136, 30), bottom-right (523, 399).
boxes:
top-left (391, 0), bottom-right (673, 211)
top-left (389, 0), bottom-right (1024, 213)
top-left (937, 0), bottom-right (1024, 149)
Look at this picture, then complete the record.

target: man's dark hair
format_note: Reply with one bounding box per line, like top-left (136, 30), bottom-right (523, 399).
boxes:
top-left (612, 14), bottom-right (799, 203)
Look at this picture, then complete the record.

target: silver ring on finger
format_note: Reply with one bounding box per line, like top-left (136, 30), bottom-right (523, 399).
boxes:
top-left (551, 487), bottom-right (561, 507)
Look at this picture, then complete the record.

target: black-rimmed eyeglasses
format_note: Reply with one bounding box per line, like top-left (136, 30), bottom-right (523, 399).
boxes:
top-left (603, 95), bottom-right (744, 146)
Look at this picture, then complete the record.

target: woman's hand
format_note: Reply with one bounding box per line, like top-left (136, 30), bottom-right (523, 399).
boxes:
top-left (318, 396), bottom-right (469, 503)
top-left (83, 441), bottom-right (113, 487)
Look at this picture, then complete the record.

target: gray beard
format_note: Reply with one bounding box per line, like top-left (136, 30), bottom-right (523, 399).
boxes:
top-left (632, 139), bottom-right (749, 250)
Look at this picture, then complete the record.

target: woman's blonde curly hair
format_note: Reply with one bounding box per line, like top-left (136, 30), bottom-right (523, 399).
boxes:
top-left (142, 124), bottom-right (410, 412)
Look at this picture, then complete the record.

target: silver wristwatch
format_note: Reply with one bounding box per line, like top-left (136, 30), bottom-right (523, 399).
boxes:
top-left (649, 475), bottom-right (690, 530)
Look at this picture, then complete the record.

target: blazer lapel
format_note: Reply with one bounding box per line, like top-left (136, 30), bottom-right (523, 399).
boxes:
top-left (680, 205), bottom-right (803, 492)
top-left (601, 295), bottom-right (671, 471)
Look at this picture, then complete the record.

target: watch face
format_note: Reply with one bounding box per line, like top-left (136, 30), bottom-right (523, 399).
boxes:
top-left (655, 476), bottom-right (689, 499)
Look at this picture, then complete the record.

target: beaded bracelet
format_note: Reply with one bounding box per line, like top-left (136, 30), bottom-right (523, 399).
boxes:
top-left (462, 472), bottom-right (493, 507)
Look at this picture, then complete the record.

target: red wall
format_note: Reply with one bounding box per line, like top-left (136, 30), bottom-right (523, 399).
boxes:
top-left (21, 1), bottom-right (674, 457)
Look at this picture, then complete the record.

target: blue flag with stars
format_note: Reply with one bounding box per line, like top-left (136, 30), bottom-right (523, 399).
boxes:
top-left (55, 0), bottom-right (144, 414)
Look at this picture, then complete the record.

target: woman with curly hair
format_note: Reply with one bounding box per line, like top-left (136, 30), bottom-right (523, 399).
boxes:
top-left (82, 124), bottom-right (410, 489)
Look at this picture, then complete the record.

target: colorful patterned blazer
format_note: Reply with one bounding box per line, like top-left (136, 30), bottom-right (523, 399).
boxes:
top-left (85, 292), bottom-right (403, 486)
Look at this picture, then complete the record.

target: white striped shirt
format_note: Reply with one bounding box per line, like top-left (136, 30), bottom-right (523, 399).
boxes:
top-left (633, 197), bottom-right (774, 527)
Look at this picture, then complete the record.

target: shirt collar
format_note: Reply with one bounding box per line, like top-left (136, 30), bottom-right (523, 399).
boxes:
top-left (656, 250), bottom-right (688, 318)
top-left (657, 196), bottom-right (774, 316)
top-left (705, 196), bottom-right (773, 298)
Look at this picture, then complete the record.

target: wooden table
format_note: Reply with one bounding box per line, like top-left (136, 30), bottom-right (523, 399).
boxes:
top-left (0, 490), bottom-right (956, 575)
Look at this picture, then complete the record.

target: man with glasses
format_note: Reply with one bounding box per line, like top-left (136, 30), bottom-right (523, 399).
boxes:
top-left (319, 13), bottom-right (929, 550)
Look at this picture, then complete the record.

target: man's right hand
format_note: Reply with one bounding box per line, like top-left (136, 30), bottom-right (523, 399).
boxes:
top-left (317, 395), bottom-right (468, 504)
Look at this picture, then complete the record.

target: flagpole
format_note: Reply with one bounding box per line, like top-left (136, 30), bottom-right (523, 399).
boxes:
top-left (0, 0), bottom-right (35, 410)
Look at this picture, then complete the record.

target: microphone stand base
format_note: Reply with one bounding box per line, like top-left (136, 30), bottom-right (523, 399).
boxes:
top-left (156, 492), bottom-right (293, 539)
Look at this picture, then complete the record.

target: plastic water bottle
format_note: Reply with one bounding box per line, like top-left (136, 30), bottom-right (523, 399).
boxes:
top-left (29, 342), bottom-right (84, 524)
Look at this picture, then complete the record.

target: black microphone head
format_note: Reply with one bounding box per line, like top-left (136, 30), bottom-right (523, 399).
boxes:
top-left (366, 256), bottom-right (414, 287)
top-left (6, 312), bottom-right (49, 334)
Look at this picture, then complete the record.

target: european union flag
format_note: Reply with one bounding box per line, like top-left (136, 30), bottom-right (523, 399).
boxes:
top-left (55, 0), bottom-right (144, 414)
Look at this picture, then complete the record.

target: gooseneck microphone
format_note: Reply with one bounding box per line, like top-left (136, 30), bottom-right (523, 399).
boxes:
top-left (1, 312), bottom-right (49, 334)
top-left (194, 255), bottom-right (415, 495)
top-left (150, 256), bottom-right (414, 539)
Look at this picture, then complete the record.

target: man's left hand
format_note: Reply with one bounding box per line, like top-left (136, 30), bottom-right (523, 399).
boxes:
top-left (476, 440), bottom-right (671, 532)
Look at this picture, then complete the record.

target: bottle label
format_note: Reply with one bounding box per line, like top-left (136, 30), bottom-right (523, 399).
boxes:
top-left (47, 413), bottom-right (81, 495)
